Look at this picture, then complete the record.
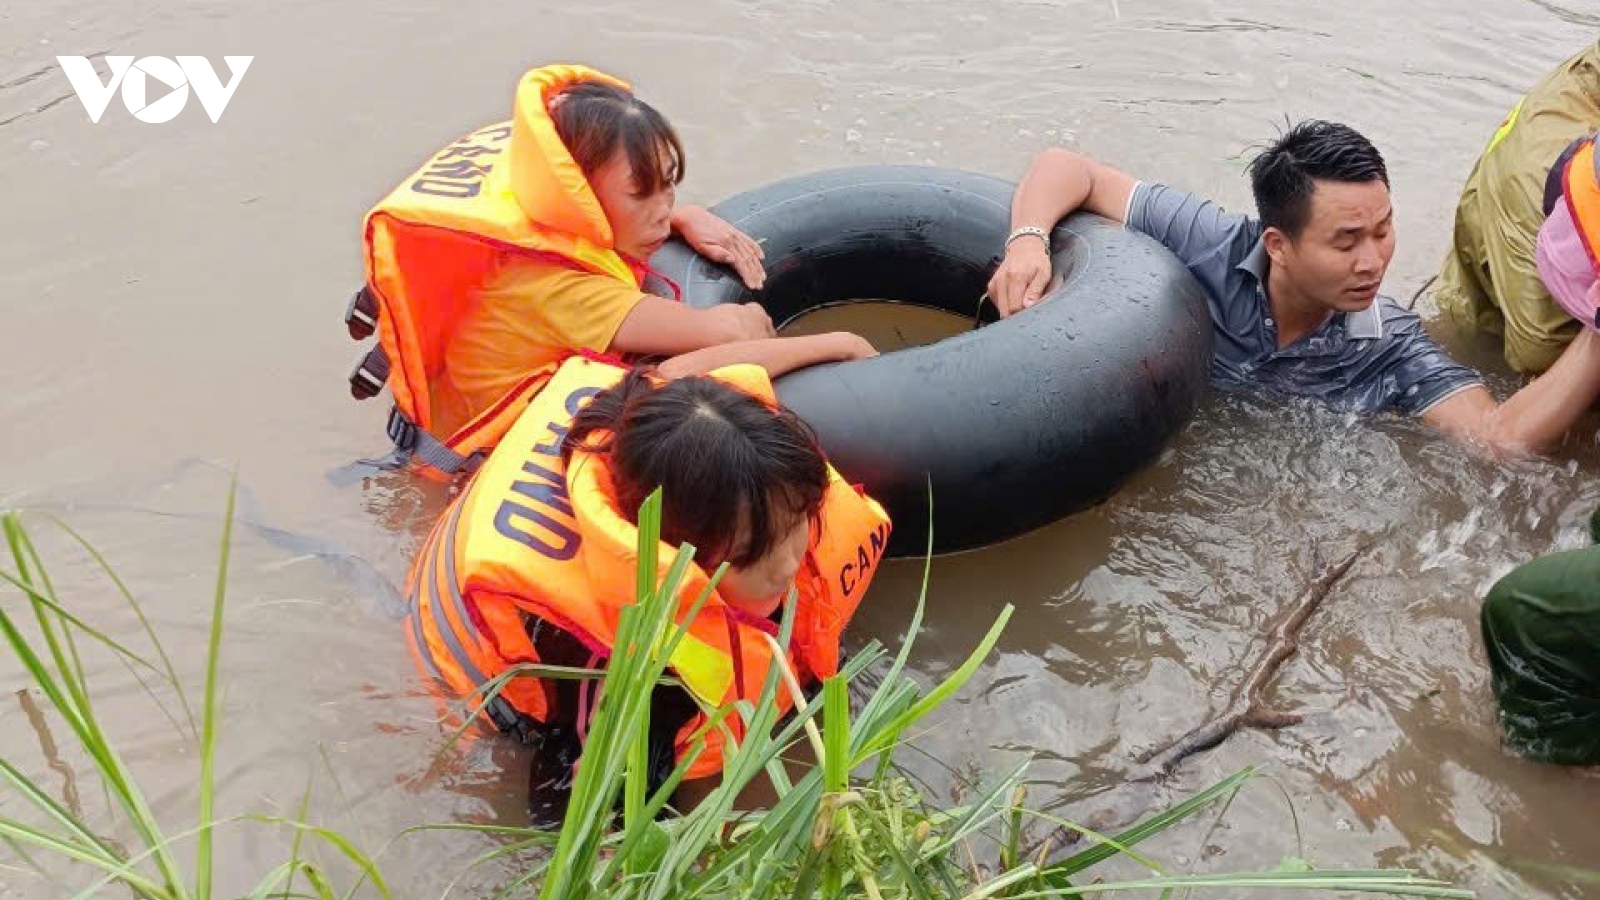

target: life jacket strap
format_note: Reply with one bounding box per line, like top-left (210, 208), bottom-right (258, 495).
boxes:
top-left (1545, 135), bottom-right (1593, 218)
top-left (345, 285), bottom-right (379, 340)
top-left (483, 696), bottom-right (537, 743)
top-left (347, 342), bottom-right (487, 476)
top-left (386, 406), bottom-right (486, 476)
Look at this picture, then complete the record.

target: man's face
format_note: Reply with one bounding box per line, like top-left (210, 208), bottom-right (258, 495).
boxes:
top-left (1269, 179), bottom-right (1395, 313)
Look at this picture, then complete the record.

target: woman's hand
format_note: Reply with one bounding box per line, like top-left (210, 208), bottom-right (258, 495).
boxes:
top-left (672, 205), bottom-right (767, 290)
top-left (707, 302), bottom-right (776, 341)
top-left (824, 331), bottom-right (878, 362)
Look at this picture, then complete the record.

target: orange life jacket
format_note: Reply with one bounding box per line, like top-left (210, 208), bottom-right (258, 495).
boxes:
top-left (1561, 134), bottom-right (1600, 272)
top-left (405, 356), bottom-right (893, 779)
top-left (345, 64), bottom-right (646, 478)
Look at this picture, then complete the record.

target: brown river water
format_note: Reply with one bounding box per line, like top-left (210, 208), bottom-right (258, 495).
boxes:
top-left (4, 1), bottom-right (1600, 897)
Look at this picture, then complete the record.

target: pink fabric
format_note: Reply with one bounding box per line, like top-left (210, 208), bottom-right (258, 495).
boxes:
top-left (576, 651), bottom-right (601, 746)
top-left (1536, 200), bottom-right (1600, 331)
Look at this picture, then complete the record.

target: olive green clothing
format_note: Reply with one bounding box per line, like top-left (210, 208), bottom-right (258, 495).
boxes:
top-left (1436, 37), bottom-right (1600, 374)
top-left (1481, 544), bottom-right (1600, 765)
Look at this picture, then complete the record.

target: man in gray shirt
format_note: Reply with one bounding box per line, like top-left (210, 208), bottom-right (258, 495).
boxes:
top-left (988, 120), bottom-right (1600, 458)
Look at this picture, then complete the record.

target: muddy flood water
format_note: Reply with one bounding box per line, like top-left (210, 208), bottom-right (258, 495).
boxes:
top-left (4, 1), bottom-right (1600, 897)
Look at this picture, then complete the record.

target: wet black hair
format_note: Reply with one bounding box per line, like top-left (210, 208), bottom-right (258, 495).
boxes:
top-left (549, 81), bottom-right (685, 196)
top-left (563, 369), bottom-right (829, 568)
top-left (1248, 120), bottom-right (1389, 239)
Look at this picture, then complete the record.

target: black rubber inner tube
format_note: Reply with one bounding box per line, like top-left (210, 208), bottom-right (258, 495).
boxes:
top-left (647, 166), bottom-right (1212, 558)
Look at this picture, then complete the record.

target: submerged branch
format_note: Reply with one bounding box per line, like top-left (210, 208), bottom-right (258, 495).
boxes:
top-left (1033, 543), bottom-right (1370, 854)
top-left (1132, 544), bottom-right (1368, 782)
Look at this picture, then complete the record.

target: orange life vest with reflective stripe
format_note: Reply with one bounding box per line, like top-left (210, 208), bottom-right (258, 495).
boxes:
top-left (1561, 134), bottom-right (1600, 277)
top-left (348, 64), bottom-right (645, 478)
top-left (1561, 134), bottom-right (1600, 272)
top-left (405, 356), bottom-right (894, 779)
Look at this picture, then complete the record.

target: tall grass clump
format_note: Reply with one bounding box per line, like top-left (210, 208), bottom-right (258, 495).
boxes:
top-left (466, 491), bottom-right (1473, 900)
top-left (0, 485), bottom-right (389, 900)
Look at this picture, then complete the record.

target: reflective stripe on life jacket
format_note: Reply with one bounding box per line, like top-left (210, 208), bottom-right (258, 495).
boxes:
top-left (405, 356), bottom-right (894, 778)
top-left (345, 64), bottom-right (647, 478)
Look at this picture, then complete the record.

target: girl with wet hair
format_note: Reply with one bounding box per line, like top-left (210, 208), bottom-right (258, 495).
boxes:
top-left (508, 363), bottom-right (884, 824)
top-left (564, 368), bottom-right (831, 618)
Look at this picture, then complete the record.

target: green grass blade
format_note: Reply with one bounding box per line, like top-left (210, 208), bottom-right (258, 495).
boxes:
top-left (852, 801), bottom-right (940, 900)
top-left (9, 517), bottom-right (93, 704)
top-left (593, 744), bottom-right (704, 889)
top-left (59, 815), bottom-right (267, 900)
top-left (624, 662), bottom-right (651, 854)
top-left (243, 851), bottom-right (347, 896)
top-left (963, 861), bottom-right (1039, 900)
top-left (635, 488), bottom-right (660, 632)
top-left (0, 818), bottom-right (178, 900)
top-left (2, 831), bottom-right (75, 900)
top-left (441, 835), bottom-right (561, 897)
top-left (297, 862), bottom-right (341, 900)
top-left (48, 515), bottom-right (200, 738)
top-left (647, 675), bottom-right (809, 896)
top-left (11, 526), bottom-right (124, 840)
top-left (1047, 769), bottom-right (1255, 876)
top-left (194, 479), bottom-right (238, 900)
top-left (649, 646), bottom-right (807, 899)
top-left (856, 605), bottom-right (1013, 763)
top-left (0, 501), bottom-right (412, 900)
top-left (856, 481), bottom-right (935, 731)
top-left (0, 557), bottom-right (191, 740)
top-left (0, 521), bottom-right (189, 894)
top-left (0, 561), bottom-right (191, 739)
top-left (1003, 869), bottom-right (1472, 898)
top-left (245, 818), bottom-right (395, 900)
top-left (245, 861), bottom-right (298, 900)
top-left (0, 570), bottom-right (168, 683)
top-left (1007, 806), bottom-right (1164, 873)
top-left (764, 755), bottom-right (794, 797)
top-left (788, 845), bottom-right (826, 900)
top-left (4, 517), bottom-right (93, 736)
top-left (823, 678), bottom-right (850, 794)
top-left (1499, 857), bottom-right (1600, 885)
top-left (281, 779), bottom-right (315, 900)
top-left (539, 490), bottom-right (682, 900)
top-left (922, 758), bottom-right (1030, 854)
top-left (0, 758), bottom-right (125, 867)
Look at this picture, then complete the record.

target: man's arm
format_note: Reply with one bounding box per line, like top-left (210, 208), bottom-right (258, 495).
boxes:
top-left (988, 149), bottom-right (1139, 316)
top-left (1422, 329), bottom-right (1600, 458)
top-left (655, 332), bottom-right (876, 381)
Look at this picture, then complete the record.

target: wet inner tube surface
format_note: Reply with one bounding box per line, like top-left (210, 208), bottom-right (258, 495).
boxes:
top-left (648, 166), bottom-right (1212, 557)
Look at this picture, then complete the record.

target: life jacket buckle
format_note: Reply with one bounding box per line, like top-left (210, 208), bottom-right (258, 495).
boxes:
top-left (349, 347), bottom-right (391, 400)
top-left (483, 696), bottom-right (526, 736)
top-left (386, 405), bottom-right (419, 451)
top-left (344, 286), bottom-right (378, 340)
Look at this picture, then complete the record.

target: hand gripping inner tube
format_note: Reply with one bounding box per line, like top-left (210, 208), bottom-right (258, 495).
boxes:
top-left (647, 166), bottom-right (1212, 558)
